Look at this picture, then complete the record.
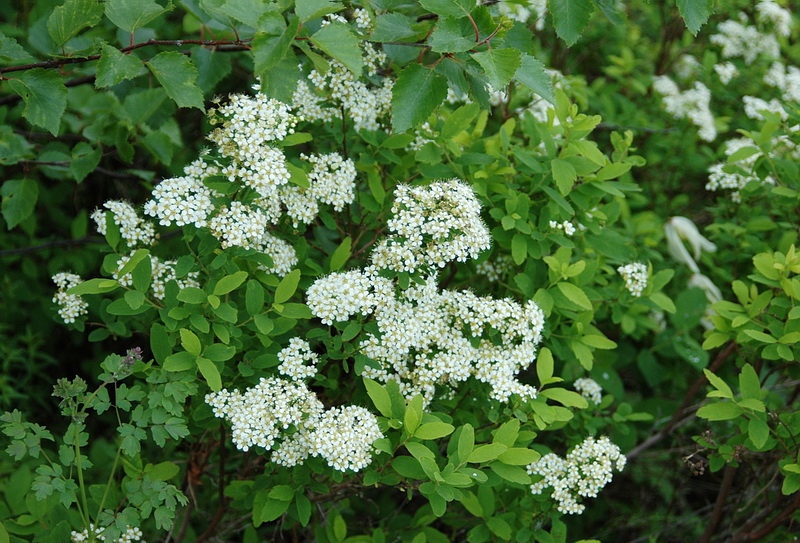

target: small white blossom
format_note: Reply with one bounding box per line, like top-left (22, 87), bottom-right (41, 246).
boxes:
top-left (91, 200), bottom-right (155, 246)
top-left (756, 0), bottom-right (793, 37)
top-left (476, 254), bottom-right (513, 282)
top-left (743, 95), bottom-right (787, 121)
top-left (574, 377), bottom-right (602, 405)
top-left (617, 262), bottom-right (648, 297)
top-left (52, 272), bottom-right (88, 324)
top-left (711, 17), bottom-right (779, 64)
top-left (653, 76), bottom-right (716, 141)
top-left (713, 62), bottom-right (738, 85)
top-left (71, 524), bottom-right (144, 543)
top-left (278, 338), bottom-right (319, 380)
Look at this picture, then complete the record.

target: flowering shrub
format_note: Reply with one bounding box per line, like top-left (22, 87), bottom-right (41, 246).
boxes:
top-left (1, 0), bottom-right (800, 542)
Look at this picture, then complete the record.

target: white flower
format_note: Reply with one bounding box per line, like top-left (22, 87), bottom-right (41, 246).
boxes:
top-left (653, 77), bottom-right (716, 141)
top-left (91, 200), bottom-right (155, 246)
top-left (617, 262), bottom-right (648, 297)
top-left (574, 377), bottom-right (602, 405)
top-left (743, 96), bottom-right (787, 121)
top-left (52, 272), bottom-right (89, 324)
top-left (664, 217), bottom-right (717, 273)
top-left (278, 338), bottom-right (319, 380)
top-left (713, 62), bottom-right (738, 85)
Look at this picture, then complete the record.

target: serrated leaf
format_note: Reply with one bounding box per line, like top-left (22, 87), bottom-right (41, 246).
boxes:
top-left (419, 0), bottom-right (473, 18)
top-left (515, 53), bottom-right (554, 104)
top-left (70, 142), bottom-right (101, 182)
top-left (105, 0), bottom-right (171, 33)
top-left (372, 13), bottom-right (417, 42)
top-left (0, 31), bottom-right (35, 63)
top-left (1, 179), bottom-right (39, 229)
top-left (252, 18), bottom-right (299, 79)
top-left (429, 18), bottom-right (474, 53)
top-left (197, 357), bottom-right (221, 391)
top-left (146, 52), bottom-right (205, 111)
top-left (391, 63), bottom-right (448, 133)
top-left (295, 0), bottom-right (343, 22)
top-left (48, 0), bottom-right (104, 46)
top-left (676, 0), bottom-right (713, 36)
top-left (7, 69), bottom-right (67, 136)
top-left (310, 22), bottom-right (363, 75)
top-left (593, 0), bottom-right (623, 24)
top-left (95, 44), bottom-right (144, 87)
top-left (219, 0), bottom-right (273, 25)
top-left (471, 48), bottom-right (521, 90)
top-left (550, 0), bottom-right (594, 46)
top-left (551, 158), bottom-right (577, 195)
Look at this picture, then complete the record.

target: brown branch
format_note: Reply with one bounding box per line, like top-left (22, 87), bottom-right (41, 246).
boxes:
top-left (700, 464), bottom-right (736, 543)
top-left (0, 236), bottom-right (106, 256)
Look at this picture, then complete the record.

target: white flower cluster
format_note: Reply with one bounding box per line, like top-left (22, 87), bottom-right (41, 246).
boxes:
top-left (280, 153), bottom-right (356, 227)
top-left (652, 76), bottom-right (716, 141)
top-left (527, 436), bottom-right (626, 515)
top-left (278, 338), bottom-right (318, 380)
top-left (52, 272), bottom-right (89, 323)
top-left (113, 253), bottom-right (200, 300)
top-left (764, 62), bottom-right (800, 103)
top-left (475, 254), bottom-right (513, 282)
top-left (206, 377), bottom-right (382, 472)
top-left (143, 164), bottom-right (219, 228)
top-left (713, 62), bottom-right (739, 85)
top-left (71, 524), bottom-right (144, 543)
top-left (91, 200), bottom-right (155, 247)
top-left (674, 54), bottom-right (701, 81)
top-left (292, 47), bottom-right (392, 131)
top-left (407, 122), bottom-right (435, 151)
top-left (617, 262), bottom-right (648, 297)
top-left (743, 95), bottom-right (787, 121)
top-left (755, 0), bottom-right (793, 38)
top-left (710, 14), bottom-right (779, 65)
top-left (706, 137), bottom-right (785, 202)
top-left (574, 377), bottom-right (602, 405)
top-left (353, 8), bottom-right (372, 32)
top-left (370, 180), bottom-right (491, 273)
top-left (549, 220), bottom-right (576, 236)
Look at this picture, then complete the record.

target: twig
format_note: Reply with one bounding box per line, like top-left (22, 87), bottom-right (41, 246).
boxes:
top-left (0, 236), bottom-right (106, 256)
top-left (700, 464), bottom-right (736, 543)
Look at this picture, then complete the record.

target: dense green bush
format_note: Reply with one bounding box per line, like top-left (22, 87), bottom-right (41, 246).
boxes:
top-left (1, 0), bottom-right (799, 542)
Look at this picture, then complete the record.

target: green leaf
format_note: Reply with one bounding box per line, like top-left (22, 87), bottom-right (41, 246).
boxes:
top-left (493, 419), bottom-right (520, 447)
top-left (7, 69), bottom-right (67, 136)
top-left (146, 52), bottom-right (205, 111)
top-left (67, 278), bottom-right (119, 295)
top-left (204, 343), bottom-right (235, 362)
top-left (650, 292), bottom-right (676, 313)
top-left (214, 270), bottom-right (249, 295)
top-left (252, 18), bottom-right (300, 80)
top-left (105, 0), bottom-right (171, 33)
top-left (116, 248), bottom-right (150, 277)
top-left (197, 357), bottom-right (222, 391)
top-left (703, 369), bottom-right (732, 399)
top-left (540, 388), bottom-right (589, 408)
top-left (743, 329), bottom-right (777, 344)
top-left (489, 463), bottom-right (530, 485)
top-left (551, 158), bottom-right (577, 195)
top-left (550, 0), bottom-right (594, 46)
top-left (456, 424), bottom-right (475, 464)
top-left (467, 443), bottom-right (507, 464)
top-left (1, 179), bottom-right (38, 229)
top-left (180, 329), bottom-right (202, 356)
top-left (70, 142), bottom-right (101, 182)
top-left (48, 0), bottom-right (104, 46)
top-left (676, 0), bottom-right (713, 35)
top-left (419, 0), bottom-right (473, 18)
top-left (0, 31), bottom-right (35, 63)
top-left (511, 233), bottom-right (527, 265)
top-left (696, 401), bottom-right (742, 421)
top-left (471, 48), bottom-right (521, 90)
top-left (498, 447), bottom-right (540, 466)
top-left (295, 0), bottom-right (343, 22)
top-left (330, 237), bottom-right (352, 272)
top-left (581, 334), bottom-right (617, 349)
top-left (515, 53), bottom-right (554, 104)
top-left (150, 323), bottom-right (171, 365)
top-left (556, 282), bottom-right (592, 311)
top-left (391, 63), bottom-right (448, 133)
top-left (95, 44), bottom-right (144, 88)
top-left (372, 13), bottom-right (417, 42)
top-left (429, 18), bottom-right (474, 53)
top-left (245, 280), bottom-right (265, 316)
top-left (748, 417), bottom-right (769, 448)
top-left (364, 378), bottom-right (392, 418)
top-left (219, 0), bottom-right (273, 25)
top-left (415, 422), bottom-right (455, 440)
top-left (739, 364), bottom-right (761, 401)
top-left (310, 22), bottom-right (363, 75)
top-left (537, 347), bottom-right (554, 385)
top-left (163, 351), bottom-right (195, 371)
top-left (274, 269), bottom-right (301, 304)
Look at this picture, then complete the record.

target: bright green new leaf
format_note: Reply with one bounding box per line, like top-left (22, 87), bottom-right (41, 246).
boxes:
top-left (739, 364), bottom-right (761, 401)
top-left (204, 343), bottom-right (235, 362)
top-left (310, 23), bottom-right (363, 75)
top-left (515, 53), bottom-right (554, 104)
top-left (391, 63), bottom-right (448, 133)
top-left (551, 158), bottom-right (577, 195)
top-left (696, 401), bottom-right (742, 421)
top-left (571, 340), bottom-right (593, 370)
top-left (556, 282), bottom-right (592, 311)
top-left (95, 45), bottom-right (144, 88)
top-left (743, 329), bottom-right (777, 344)
top-left (180, 329), bottom-right (202, 356)
top-left (489, 463), bottom-right (530, 485)
top-left (540, 388), bottom-right (589, 409)
top-left (537, 347), bottom-right (554, 385)
top-left (116, 249), bottom-right (150, 277)
top-left (1, 179), bottom-right (39, 229)
top-left (457, 423), bottom-right (475, 464)
top-left (581, 334), bottom-right (617, 349)
top-left (66, 278), bottom-right (119, 295)
top-left (703, 369), bottom-right (732, 398)
top-left (254, 314), bottom-right (274, 335)
top-left (405, 441), bottom-right (435, 461)
top-left (7, 69), bottom-right (67, 136)
top-left (274, 269), bottom-right (301, 304)
top-left (550, 0), bottom-right (594, 46)
top-left (146, 52), bottom-right (205, 111)
top-left (429, 18), bottom-right (474, 53)
top-left (467, 443), bottom-right (507, 464)
top-left (650, 292), bottom-right (676, 313)
top-left (364, 378), bottom-right (392, 418)
top-left (196, 357), bottom-right (221, 391)
top-left (419, 0), bottom-right (473, 18)
top-left (492, 419), bottom-right (519, 447)
top-left (415, 422), bottom-right (455, 440)
top-left (471, 48), bottom-right (521, 90)
top-left (48, 0), bottom-right (104, 46)
top-left (442, 103), bottom-right (480, 140)
top-left (213, 271), bottom-right (248, 296)
top-left (748, 417), bottom-right (769, 448)
top-left (677, 0), bottom-right (713, 35)
top-left (330, 237), bottom-right (352, 271)
top-left (404, 397), bottom-right (421, 434)
top-left (498, 447), bottom-right (540, 466)
top-left (163, 351), bottom-right (195, 371)
top-left (105, 0), bottom-right (171, 33)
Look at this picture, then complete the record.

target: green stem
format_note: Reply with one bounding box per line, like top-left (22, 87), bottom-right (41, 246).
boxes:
top-left (96, 445), bottom-right (123, 519)
top-left (74, 425), bottom-right (92, 538)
